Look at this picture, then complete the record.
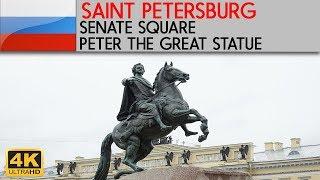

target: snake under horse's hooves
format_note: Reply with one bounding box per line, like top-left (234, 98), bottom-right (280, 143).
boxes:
top-left (114, 170), bottom-right (135, 179)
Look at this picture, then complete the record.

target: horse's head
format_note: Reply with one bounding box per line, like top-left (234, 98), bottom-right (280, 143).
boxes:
top-left (153, 62), bottom-right (190, 92)
top-left (162, 62), bottom-right (190, 83)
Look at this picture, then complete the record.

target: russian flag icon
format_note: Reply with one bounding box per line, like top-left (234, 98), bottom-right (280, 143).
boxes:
top-left (0, 0), bottom-right (76, 51)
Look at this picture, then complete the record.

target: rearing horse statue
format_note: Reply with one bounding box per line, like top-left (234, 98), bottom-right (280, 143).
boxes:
top-left (94, 63), bottom-right (209, 180)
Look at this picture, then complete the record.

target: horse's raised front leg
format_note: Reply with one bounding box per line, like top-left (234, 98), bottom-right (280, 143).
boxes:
top-left (181, 124), bottom-right (198, 137)
top-left (172, 109), bottom-right (209, 142)
top-left (171, 109), bottom-right (199, 136)
top-left (183, 116), bottom-right (201, 123)
top-left (188, 109), bottom-right (209, 142)
top-left (189, 108), bottom-right (208, 123)
top-left (172, 109), bottom-right (208, 123)
top-left (171, 109), bottom-right (191, 118)
top-left (171, 109), bottom-right (207, 123)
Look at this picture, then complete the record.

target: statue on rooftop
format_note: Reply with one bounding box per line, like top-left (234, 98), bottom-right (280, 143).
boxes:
top-left (69, 162), bottom-right (76, 174)
top-left (239, 145), bottom-right (249, 160)
top-left (165, 152), bottom-right (174, 166)
top-left (181, 150), bottom-right (191, 164)
top-left (220, 146), bottom-right (230, 161)
top-left (56, 163), bottom-right (64, 175)
top-left (113, 158), bottom-right (122, 170)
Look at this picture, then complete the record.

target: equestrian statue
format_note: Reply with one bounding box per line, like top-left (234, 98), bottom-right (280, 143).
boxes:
top-left (94, 62), bottom-right (209, 179)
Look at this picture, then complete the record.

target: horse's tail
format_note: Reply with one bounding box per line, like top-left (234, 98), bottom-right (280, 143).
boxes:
top-left (94, 133), bottom-right (113, 180)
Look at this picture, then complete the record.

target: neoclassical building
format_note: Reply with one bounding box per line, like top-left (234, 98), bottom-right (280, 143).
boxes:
top-left (1, 138), bottom-right (320, 180)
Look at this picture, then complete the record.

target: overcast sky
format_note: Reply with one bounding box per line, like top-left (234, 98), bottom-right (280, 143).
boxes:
top-left (0, 54), bottom-right (320, 168)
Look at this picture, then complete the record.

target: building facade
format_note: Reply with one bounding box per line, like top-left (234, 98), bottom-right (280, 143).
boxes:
top-left (1, 138), bottom-right (320, 180)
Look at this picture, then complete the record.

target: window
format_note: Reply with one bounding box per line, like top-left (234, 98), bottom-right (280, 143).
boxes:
top-left (288, 150), bottom-right (300, 156)
top-left (299, 176), bottom-right (311, 180)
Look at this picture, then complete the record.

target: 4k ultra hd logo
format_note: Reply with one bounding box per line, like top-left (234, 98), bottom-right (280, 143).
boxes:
top-left (5, 148), bottom-right (44, 177)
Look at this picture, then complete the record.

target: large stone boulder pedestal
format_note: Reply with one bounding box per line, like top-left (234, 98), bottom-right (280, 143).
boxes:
top-left (119, 166), bottom-right (250, 180)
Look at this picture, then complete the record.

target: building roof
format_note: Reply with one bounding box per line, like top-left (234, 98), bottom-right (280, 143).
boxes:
top-left (254, 144), bottom-right (320, 162)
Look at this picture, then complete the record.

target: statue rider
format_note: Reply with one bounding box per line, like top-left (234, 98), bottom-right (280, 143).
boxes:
top-left (117, 63), bottom-right (197, 141)
top-left (117, 63), bottom-right (172, 140)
